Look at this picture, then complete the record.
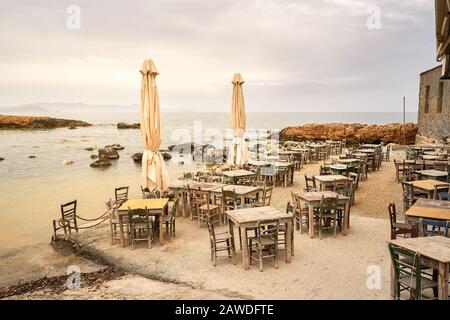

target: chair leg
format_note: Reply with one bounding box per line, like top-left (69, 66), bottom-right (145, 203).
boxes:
top-left (259, 244), bottom-right (263, 272)
top-left (274, 244), bottom-right (279, 269)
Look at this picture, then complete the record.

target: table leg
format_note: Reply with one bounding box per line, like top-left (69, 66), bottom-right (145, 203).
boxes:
top-left (228, 220), bottom-right (237, 265)
top-left (390, 265), bottom-right (396, 300)
top-left (119, 215), bottom-right (125, 247)
top-left (342, 201), bottom-right (350, 235)
top-left (437, 262), bottom-right (449, 300)
top-left (240, 227), bottom-right (250, 269)
top-left (308, 205), bottom-right (314, 238)
top-left (159, 211), bottom-right (164, 245)
top-left (240, 195), bottom-right (246, 206)
top-left (285, 222), bottom-right (292, 263)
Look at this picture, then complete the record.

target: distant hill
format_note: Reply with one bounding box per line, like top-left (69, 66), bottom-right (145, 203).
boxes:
top-left (0, 103), bottom-right (188, 113)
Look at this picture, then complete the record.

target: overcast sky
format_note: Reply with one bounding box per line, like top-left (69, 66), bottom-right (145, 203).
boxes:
top-left (0, 0), bottom-right (438, 112)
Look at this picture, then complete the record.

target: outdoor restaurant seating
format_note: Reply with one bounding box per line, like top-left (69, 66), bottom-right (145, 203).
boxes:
top-left (162, 199), bottom-right (178, 240)
top-left (388, 203), bottom-right (417, 240)
top-left (207, 217), bottom-right (236, 266)
top-left (115, 186), bottom-right (129, 205)
top-left (388, 243), bottom-right (438, 300)
top-left (418, 218), bottom-right (449, 237)
top-left (127, 207), bottom-right (155, 249)
top-left (290, 191), bottom-right (309, 234)
top-left (314, 195), bottom-right (339, 239)
top-left (248, 219), bottom-right (280, 272)
top-left (193, 189), bottom-right (222, 227)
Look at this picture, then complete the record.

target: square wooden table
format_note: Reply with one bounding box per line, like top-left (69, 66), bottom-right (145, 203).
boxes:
top-left (404, 198), bottom-right (450, 221)
top-left (117, 198), bottom-right (169, 247)
top-left (388, 236), bottom-right (450, 300)
top-left (336, 158), bottom-right (360, 165)
top-left (314, 175), bottom-right (350, 190)
top-left (296, 191), bottom-right (351, 238)
top-left (223, 170), bottom-right (256, 184)
top-left (226, 206), bottom-right (293, 270)
top-left (415, 169), bottom-right (448, 181)
top-left (329, 164), bottom-right (348, 174)
top-left (406, 180), bottom-right (450, 199)
top-left (211, 184), bottom-right (260, 204)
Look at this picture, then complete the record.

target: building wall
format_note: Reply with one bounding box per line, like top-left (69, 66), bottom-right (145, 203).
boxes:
top-left (416, 65), bottom-right (450, 144)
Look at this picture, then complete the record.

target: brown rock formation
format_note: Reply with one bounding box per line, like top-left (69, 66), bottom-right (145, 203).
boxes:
top-left (280, 123), bottom-right (418, 145)
top-left (0, 115), bottom-right (91, 130)
top-left (117, 122), bottom-right (140, 129)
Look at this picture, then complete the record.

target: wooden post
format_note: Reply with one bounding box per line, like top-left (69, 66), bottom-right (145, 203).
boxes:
top-left (403, 97), bottom-right (406, 145)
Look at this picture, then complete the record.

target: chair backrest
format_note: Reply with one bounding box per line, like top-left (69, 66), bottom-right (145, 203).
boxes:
top-left (193, 189), bottom-right (211, 210)
top-left (61, 200), bottom-right (77, 228)
top-left (305, 174), bottom-right (316, 188)
top-left (319, 195), bottom-right (338, 213)
top-left (388, 243), bottom-right (423, 300)
top-left (256, 219), bottom-right (280, 242)
top-left (333, 179), bottom-right (351, 196)
top-left (171, 198), bottom-right (179, 216)
top-left (388, 203), bottom-right (397, 227)
top-left (262, 186), bottom-right (273, 206)
top-left (419, 218), bottom-right (449, 237)
top-left (115, 186), bottom-right (129, 205)
top-left (319, 165), bottom-right (331, 175)
top-left (401, 182), bottom-right (414, 210)
top-left (434, 162), bottom-right (447, 172)
top-left (221, 188), bottom-right (238, 211)
top-left (127, 207), bottom-right (149, 226)
top-left (434, 185), bottom-right (450, 200)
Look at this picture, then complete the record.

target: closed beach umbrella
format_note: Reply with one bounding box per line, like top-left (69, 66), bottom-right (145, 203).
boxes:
top-left (227, 73), bottom-right (249, 166)
top-left (140, 59), bottom-right (169, 191)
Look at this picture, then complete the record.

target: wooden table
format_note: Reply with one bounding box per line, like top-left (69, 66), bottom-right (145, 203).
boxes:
top-left (406, 180), bottom-right (450, 199)
top-left (314, 175), bottom-right (350, 190)
top-left (117, 198), bottom-right (169, 247)
top-left (274, 162), bottom-right (295, 187)
top-left (168, 181), bottom-right (226, 216)
top-left (404, 198), bottom-right (450, 221)
top-left (211, 184), bottom-right (260, 205)
top-left (336, 158), bottom-right (360, 165)
top-left (361, 144), bottom-right (381, 149)
top-left (422, 155), bottom-right (440, 161)
top-left (223, 170), bottom-right (256, 184)
top-left (296, 191), bottom-right (351, 238)
top-left (226, 206), bottom-right (293, 270)
top-left (329, 164), bottom-right (348, 174)
top-left (389, 236), bottom-right (450, 300)
top-left (415, 169), bottom-right (448, 181)
top-left (358, 149), bottom-right (375, 154)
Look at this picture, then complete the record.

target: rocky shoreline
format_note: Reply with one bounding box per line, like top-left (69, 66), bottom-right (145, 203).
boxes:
top-left (280, 123), bottom-right (418, 145)
top-left (0, 115), bottom-right (92, 130)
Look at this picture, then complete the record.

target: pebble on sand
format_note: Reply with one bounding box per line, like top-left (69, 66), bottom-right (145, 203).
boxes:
top-left (63, 160), bottom-right (74, 165)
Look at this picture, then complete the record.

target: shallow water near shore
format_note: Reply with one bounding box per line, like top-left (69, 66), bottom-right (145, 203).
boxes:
top-left (0, 110), bottom-right (417, 286)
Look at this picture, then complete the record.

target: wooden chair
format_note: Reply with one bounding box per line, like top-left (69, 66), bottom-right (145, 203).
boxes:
top-left (207, 217), bottom-right (236, 266)
top-left (252, 186), bottom-right (273, 207)
top-left (434, 185), bottom-right (450, 200)
top-left (383, 145), bottom-right (391, 162)
top-left (388, 203), bottom-right (417, 240)
top-left (333, 179), bottom-right (352, 228)
top-left (248, 219), bottom-right (280, 272)
top-left (314, 195), bottom-right (339, 239)
top-left (419, 218), bottom-right (449, 237)
top-left (60, 200), bottom-right (78, 235)
top-left (162, 199), bottom-right (179, 240)
top-left (105, 199), bottom-right (128, 245)
top-left (291, 191), bottom-right (309, 234)
top-left (221, 188), bottom-right (238, 223)
top-left (401, 182), bottom-right (416, 212)
top-left (260, 166), bottom-right (276, 186)
top-left (127, 207), bottom-right (155, 249)
top-left (193, 189), bottom-right (221, 227)
top-left (304, 174), bottom-right (318, 192)
top-left (319, 165), bottom-right (331, 176)
top-left (115, 186), bottom-right (129, 205)
top-left (388, 243), bottom-right (438, 300)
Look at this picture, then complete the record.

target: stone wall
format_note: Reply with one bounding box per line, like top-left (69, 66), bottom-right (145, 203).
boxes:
top-left (417, 65), bottom-right (450, 144)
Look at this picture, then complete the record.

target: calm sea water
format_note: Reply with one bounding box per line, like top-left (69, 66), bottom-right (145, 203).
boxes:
top-left (0, 110), bottom-right (417, 285)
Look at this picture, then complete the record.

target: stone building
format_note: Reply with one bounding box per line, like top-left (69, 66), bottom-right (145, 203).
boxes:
top-left (416, 65), bottom-right (449, 144)
top-left (416, 0), bottom-right (449, 144)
